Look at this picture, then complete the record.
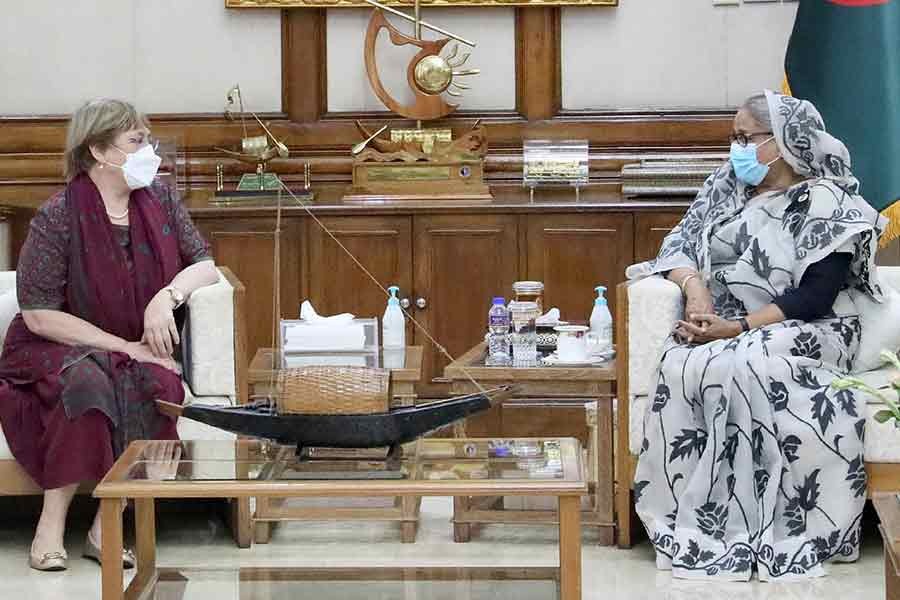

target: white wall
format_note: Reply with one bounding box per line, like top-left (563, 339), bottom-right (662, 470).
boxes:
top-left (562, 0), bottom-right (798, 110)
top-left (0, 0), bottom-right (282, 115)
top-left (326, 8), bottom-right (516, 113)
top-left (0, 0), bottom-right (799, 116)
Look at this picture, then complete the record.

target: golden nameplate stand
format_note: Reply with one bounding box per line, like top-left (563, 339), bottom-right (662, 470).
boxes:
top-left (345, 0), bottom-right (492, 203)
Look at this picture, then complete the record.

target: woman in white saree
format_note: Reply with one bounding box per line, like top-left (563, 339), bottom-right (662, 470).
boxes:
top-left (628, 90), bottom-right (885, 581)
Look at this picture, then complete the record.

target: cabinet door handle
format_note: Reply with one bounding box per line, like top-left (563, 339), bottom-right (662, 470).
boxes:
top-left (416, 297), bottom-right (428, 309)
top-left (400, 298), bottom-right (411, 309)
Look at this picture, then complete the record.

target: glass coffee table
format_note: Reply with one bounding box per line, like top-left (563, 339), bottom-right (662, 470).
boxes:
top-left (93, 438), bottom-right (586, 600)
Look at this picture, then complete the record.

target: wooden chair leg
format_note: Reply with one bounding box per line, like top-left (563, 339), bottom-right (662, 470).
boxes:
top-left (453, 496), bottom-right (472, 543)
top-left (229, 498), bottom-right (252, 549)
top-left (254, 520), bottom-right (273, 544)
top-left (616, 482), bottom-right (633, 548)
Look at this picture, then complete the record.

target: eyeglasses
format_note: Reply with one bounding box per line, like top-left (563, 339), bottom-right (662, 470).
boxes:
top-left (728, 131), bottom-right (772, 147)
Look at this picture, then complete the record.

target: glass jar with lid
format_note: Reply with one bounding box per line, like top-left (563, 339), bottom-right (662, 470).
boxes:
top-left (512, 281), bottom-right (544, 315)
top-left (508, 300), bottom-right (540, 367)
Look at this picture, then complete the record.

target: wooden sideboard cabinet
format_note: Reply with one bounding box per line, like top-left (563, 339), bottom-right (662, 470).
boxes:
top-left (1, 185), bottom-right (693, 399)
top-left (306, 215), bottom-right (413, 336)
top-left (413, 214), bottom-right (519, 397)
top-left (526, 213), bottom-right (635, 334)
top-left (634, 212), bottom-right (683, 264)
top-left (196, 217), bottom-right (303, 356)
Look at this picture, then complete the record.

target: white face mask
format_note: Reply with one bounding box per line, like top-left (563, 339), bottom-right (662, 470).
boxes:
top-left (108, 144), bottom-right (161, 190)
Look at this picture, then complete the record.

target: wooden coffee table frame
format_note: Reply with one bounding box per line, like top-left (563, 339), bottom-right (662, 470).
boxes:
top-left (444, 342), bottom-right (616, 546)
top-left (246, 346), bottom-right (424, 544)
top-left (93, 439), bottom-right (587, 600)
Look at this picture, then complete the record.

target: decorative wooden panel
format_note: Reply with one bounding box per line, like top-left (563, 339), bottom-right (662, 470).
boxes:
top-left (282, 9), bottom-right (327, 122)
top-left (634, 212), bottom-right (684, 264)
top-left (306, 215), bottom-right (413, 336)
top-left (413, 214), bottom-right (519, 396)
top-left (516, 7), bottom-right (560, 120)
top-left (525, 213), bottom-right (634, 328)
top-left (197, 218), bottom-right (303, 357)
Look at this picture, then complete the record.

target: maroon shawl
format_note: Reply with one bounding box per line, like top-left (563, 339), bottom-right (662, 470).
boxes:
top-left (65, 173), bottom-right (182, 340)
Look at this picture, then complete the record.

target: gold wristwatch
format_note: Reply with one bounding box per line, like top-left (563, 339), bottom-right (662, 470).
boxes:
top-left (163, 286), bottom-right (185, 309)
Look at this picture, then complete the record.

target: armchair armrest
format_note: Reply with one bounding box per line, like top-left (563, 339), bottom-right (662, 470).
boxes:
top-left (615, 276), bottom-right (682, 547)
top-left (625, 276), bottom-right (682, 397)
top-left (181, 266), bottom-right (247, 403)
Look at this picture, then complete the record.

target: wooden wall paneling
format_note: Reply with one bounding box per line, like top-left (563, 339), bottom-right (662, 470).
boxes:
top-left (306, 215), bottom-right (413, 337)
top-left (196, 217), bottom-right (303, 358)
top-left (633, 212), bottom-right (684, 264)
top-left (515, 7), bottom-right (561, 120)
top-left (413, 214), bottom-right (519, 397)
top-left (0, 116), bottom-right (734, 194)
top-left (282, 9), bottom-right (327, 122)
top-left (525, 213), bottom-right (634, 331)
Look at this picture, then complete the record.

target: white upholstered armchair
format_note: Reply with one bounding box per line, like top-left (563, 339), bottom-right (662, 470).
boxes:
top-left (615, 266), bottom-right (900, 547)
top-left (0, 266), bottom-right (248, 496)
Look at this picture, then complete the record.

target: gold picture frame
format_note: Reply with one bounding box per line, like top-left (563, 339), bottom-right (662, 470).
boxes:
top-left (227, 0), bottom-right (616, 7)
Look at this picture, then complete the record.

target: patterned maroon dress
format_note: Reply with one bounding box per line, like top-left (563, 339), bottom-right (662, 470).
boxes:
top-left (0, 175), bottom-right (210, 489)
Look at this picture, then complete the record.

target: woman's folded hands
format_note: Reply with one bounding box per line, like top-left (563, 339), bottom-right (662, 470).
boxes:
top-left (675, 313), bottom-right (741, 345)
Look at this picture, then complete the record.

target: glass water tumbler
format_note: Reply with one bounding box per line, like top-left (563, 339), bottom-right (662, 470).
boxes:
top-left (508, 300), bottom-right (540, 367)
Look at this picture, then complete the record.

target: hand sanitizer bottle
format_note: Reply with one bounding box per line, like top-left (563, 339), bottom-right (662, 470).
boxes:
top-left (382, 285), bottom-right (406, 349)
top-left (589, 285), bottom-right (613, 352)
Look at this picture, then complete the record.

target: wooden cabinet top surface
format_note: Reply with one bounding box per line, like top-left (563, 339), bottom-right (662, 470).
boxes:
top-left (182, 184), bottom-right (691, 218)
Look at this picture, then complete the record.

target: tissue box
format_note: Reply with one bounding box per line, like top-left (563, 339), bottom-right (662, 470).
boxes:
top-left (280, 318), bottom-right (379, 353)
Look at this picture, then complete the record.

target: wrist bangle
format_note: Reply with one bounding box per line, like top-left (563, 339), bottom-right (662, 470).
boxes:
top-left (738, 317), bottom-right (750, 332)
top-left (679, 273), bottom-right (699, 295)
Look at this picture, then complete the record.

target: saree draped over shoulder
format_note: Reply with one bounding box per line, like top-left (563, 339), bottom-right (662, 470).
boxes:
top-left (0, 174), bottom-right (211, 489)
top-left (627, 91), bottom-right (886, 581)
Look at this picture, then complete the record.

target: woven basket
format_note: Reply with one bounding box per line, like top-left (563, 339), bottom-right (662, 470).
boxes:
top-left (275, 366), bottom-right (390, 415)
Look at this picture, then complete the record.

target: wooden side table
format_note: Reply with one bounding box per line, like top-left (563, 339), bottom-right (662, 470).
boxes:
top-left (248, 346), bottom-right (423, 407)
top-left (444, 342), bottom-right (617, 546)
top-left (245, 346), bottom-right (425, 543)
top-left (874, 494), bottom-right (900, 599)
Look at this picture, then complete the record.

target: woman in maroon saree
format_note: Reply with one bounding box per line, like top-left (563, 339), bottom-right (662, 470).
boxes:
top-left (0, 99), bottom-right (218, 571)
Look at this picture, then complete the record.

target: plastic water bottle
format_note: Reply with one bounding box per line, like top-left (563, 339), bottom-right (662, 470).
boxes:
top-left (487, 297), bottom-right (510, 364)
top-left (589, 285), bottom-right (613, 352)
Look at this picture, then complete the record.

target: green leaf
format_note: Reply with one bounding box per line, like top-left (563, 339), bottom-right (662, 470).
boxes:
top-left (874, 410), bottom-right (895, 424)
top-left (880, 349), bottom-right (900, 372)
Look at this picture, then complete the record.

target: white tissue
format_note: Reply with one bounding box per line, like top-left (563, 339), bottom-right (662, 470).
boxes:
top-left (535, 308), bottom-right (561, 325)
top-left (299, 300), bottom-right (355, 326)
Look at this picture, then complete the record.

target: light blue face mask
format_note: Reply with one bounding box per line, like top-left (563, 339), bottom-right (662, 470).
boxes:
top-left (730, 136), bottom-right (777, 186)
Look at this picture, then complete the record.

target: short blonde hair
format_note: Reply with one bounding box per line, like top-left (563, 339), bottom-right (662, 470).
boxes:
top-left (63, 99), bottom-right (149, 181)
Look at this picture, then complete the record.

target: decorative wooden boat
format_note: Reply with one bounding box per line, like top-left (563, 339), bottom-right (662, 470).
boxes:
top-left (156, 386), bottom-right (512, 452)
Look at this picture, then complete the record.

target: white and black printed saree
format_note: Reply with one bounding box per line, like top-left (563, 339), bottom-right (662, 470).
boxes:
top-left (626, 90), bottom-right (886, 581)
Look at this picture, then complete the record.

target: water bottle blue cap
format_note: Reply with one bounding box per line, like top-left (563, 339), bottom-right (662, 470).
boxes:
top-left (492, 297), bottom-right (506, 305)
top-left (388, 286), bottom-right (400, 306)
top-left (594, 285), bottom-right (607, 305)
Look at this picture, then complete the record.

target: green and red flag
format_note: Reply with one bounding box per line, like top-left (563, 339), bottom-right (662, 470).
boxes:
top-left (785, 0), bottom-right (900, 245)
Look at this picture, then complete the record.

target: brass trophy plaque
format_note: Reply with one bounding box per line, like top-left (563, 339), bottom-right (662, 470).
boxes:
top-left (345, 0), bottom-right (491, 202)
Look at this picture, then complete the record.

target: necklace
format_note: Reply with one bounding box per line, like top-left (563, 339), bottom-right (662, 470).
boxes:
top-left (106, 206), bottom-right (129, 220)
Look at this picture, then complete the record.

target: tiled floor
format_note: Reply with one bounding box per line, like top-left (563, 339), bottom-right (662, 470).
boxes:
top-left (0, 497), bottom-right (885, 599)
